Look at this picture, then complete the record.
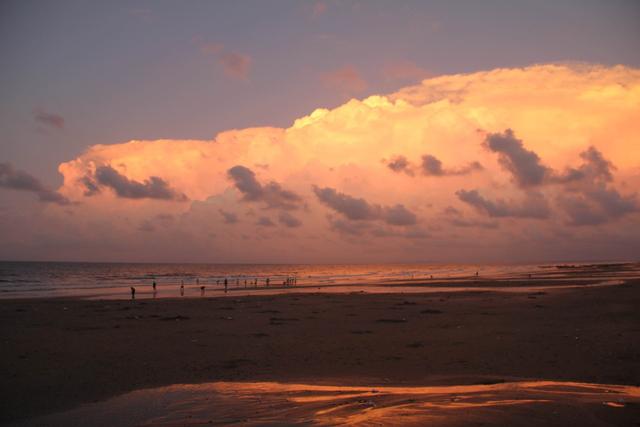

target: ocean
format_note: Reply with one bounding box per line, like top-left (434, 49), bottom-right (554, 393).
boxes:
top-left (0, 261), bottom-right (559, 299)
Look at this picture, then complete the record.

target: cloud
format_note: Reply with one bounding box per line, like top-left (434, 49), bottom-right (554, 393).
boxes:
top-left (483, 129), bottom-right (550, 187)
top-left (278, 211), bottom-right (302, 228)
top-left (321, 65), bottom-right (367, 94)
top-left (558, 187), bottom-right (637, 226)
top-left (554, 146), bottom-right (615, 185)
top-left (313, 186), bottom-right (381, 221)
top-left (0, 162), bottom-right (69, 205)
top-left (385, 154), bottom-right (482, 177)
top-left (219, 209), bottom-right (239, 224)
top-left (421, 155), bottom-right (483, 176)
top-left (227, 165), bottom-right (302, 210)
top-left (554, 147), bottom-right (637, 225)
top-left (383, 204), bottom-right (417, 226)
top-left (326, 215), bottom-right (371, 236)
top-left (218, 51), bottom-right (252, 80)
top-left (442, 206), bottom-right (498, 229)
top-left (313, 186), bottom-right (417, 226)
top-left (91, 165), bottom-right (188, 201)
top-left (256, 216), bottom-right (275, 227)
top-left (200, 42), bottom-right (252, 80)
top-left (33, 108), bottom-right (64, 130)
top-left (27, 63), bottom-right (640, 263)
top-left (456, 189), bottom-right (550, 219)
top-left (385, 155), bottom-right (414, 176)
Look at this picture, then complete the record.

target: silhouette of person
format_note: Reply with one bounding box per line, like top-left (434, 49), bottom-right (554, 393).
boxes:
top-left (224, 278), bottom-right (228, 293)
top-left (131, 287), bottom-right (136, 300)
top-left (266, 277), bottom-right (270, 287)
top-left (180, 281), bottom-right (184, 296)
top-left (152, 280), bottom-right (157, 291)
top-left (200, 285), bottom-right (205, 296)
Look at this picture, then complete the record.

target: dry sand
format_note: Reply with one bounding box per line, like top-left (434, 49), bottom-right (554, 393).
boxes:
top-left (1, 278), bottom-right (639, 424)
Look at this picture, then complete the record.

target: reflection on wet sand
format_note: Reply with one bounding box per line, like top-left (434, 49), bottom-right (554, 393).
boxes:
top-left (16, 380), bottom-right (640, 426)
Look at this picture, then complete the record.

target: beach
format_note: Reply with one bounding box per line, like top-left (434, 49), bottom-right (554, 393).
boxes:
top-left (1, 273), bottom-right (639, 425)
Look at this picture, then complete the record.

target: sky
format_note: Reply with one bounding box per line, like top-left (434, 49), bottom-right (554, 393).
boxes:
top-left (1, 0), bottom-right (639, 263)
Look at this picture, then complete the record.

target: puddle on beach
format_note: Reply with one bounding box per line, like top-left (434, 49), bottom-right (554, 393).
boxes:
top-left (14, 379), bottom-right (640, 426)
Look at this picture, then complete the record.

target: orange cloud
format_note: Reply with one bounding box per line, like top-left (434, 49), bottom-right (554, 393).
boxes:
top-left (39, 63), bottom-right (640, 262)
top-left (321, 65), bottom-right (367, 94)
top-left (200, 42), bottom-right (252, 80)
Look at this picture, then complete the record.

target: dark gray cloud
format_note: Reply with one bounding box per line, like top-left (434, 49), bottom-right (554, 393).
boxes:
top-left (386, 154), bottom-right (482, 177)
top-left (554, 147), bottom-right (637, 225)
top-left (558, 188), bottom-right (637, 226)
top-left (0, 162), bottom-right (70, 205)
top-left (442, 206), bottom-right (498, 228)
top-left (227, 165), bottom-right (302, 210)
top-left (456, 189), bottom-right (550, 219)
top-left (554, 146), bottom-right (615, 185)
top-left (33, 108), bottom-right (64, 130)
top-left (386, 155), bottom-right (414, 176)
top-left (219, 210), bottom-right (239, 224)
top-left (421, 155), bottom-right (483, 176)
top-left (256, 216), bottom-right (275, 227)
top-left (313, 186), bottom-right (418, 226)
top-left (383, 204), bottom-right (418, 226)
top-left (484, 129), bottom-right (550, 187)
top-left (278, 211), bottom-right (302, 228)
top-left (326, 215), bottom-right (371, 236)
top-left (138, 220), bottom-right (155, 232)
top-left (93, 165), bottom-right (188, 201)
top-left (313, 186), bottom-right (380, 220)
top-left (80, 175), bottom-right (101, 196)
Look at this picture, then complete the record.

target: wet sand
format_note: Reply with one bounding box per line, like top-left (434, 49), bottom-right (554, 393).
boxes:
top-left (1, 278), bottom-right (639, 424)
top-left (11, 380), bottom-right (640, 426)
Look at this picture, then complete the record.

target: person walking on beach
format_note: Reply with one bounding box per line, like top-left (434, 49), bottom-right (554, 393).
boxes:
top-left (224, 278), bottom-right (228, 294)
top-left (152, 279), bottom-right (157, 291)
top-left (180, 281), bottom-right (184, 296)
top-left (266, 277), bottom-right (270, 287)
top-left (130, 287), bottom-right (136, 300)
top-left (200, 285), bottom-right (205, 296)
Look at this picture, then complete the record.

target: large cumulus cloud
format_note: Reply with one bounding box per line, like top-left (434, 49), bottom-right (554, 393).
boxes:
top-left (3, 63), bottom-right (639, 263)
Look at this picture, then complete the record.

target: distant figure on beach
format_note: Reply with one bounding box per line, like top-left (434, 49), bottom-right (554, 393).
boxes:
top-left (475, 271), bottom-right (479, 277)
top-left (224, 278), bottom-right (228, 293)
top-left (200, 285), bottom-right (205, 296)
top-left (130, 287), bottom-right (136, 300)
top-left (180, 281), bottom-right (184, 296)
top-left (266, 277), bottom-right (270, 287)
top-left (152, 280), bottom-right (157, 291)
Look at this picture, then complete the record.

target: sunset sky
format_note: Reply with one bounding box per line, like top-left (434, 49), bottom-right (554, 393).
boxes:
top-left (1, 0), bottom-right (639, 263)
